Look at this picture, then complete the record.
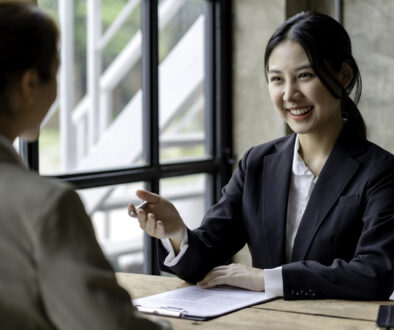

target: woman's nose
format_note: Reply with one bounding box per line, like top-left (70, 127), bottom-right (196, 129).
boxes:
top-left (283, 83), bottom-right (300, 102)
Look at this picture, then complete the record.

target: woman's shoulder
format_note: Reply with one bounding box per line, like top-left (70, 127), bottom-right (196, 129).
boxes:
top-left (359, 139), bottom-right (394, 168)
top-left (341, 121), bottom-right (394, 164)
top-left (242, 134), bottom-right (295, 161)
top-left (0, 163), bottom-right (81, 232)
top-left (1, 162), bottom-right (73, 206)
top-left (363, 139), bottom-right (394, 157)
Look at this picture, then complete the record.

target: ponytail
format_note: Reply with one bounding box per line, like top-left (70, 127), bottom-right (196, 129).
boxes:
top-left (341, 96), bottom-right (366, 139)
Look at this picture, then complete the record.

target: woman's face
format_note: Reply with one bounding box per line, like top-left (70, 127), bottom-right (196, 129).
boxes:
top-left (267, 40), bottom-right (342, 137)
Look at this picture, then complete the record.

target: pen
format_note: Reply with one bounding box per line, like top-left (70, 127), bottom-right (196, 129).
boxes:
top-left (129, 201), bottom-right (149, 218)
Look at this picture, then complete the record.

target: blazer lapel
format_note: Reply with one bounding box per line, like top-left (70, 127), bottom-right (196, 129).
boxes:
top-left (262, 135), bottom-right (295, 266)
top-left (291, 128), bottom-right (360, 261)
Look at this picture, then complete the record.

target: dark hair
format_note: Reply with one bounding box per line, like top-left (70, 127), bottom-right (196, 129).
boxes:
top-left (0, 3), bottom-right (59, 109)
top-left (264, 11), bottom-right (366, 139)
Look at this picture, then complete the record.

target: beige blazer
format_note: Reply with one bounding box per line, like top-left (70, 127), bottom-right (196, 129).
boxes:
top-left (0, 137), bottom-right (170, 330)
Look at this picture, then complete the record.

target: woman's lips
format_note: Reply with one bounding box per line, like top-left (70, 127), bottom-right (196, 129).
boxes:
top-left (286, 106), bottom-right (313, 120)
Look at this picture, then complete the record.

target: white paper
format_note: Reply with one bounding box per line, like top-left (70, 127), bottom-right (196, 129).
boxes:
top-left (133, 285), bottom-right (276, 318)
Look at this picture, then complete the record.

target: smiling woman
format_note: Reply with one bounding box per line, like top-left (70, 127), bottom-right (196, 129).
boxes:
top-left (128, 11), bottom-right (394, 301)
top-left (267, 40), bottom-right (343, 151)
top-left (264, 11), bottom-right (366, 176)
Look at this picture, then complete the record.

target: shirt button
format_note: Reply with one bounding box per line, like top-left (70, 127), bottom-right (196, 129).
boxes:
top-left (308, 289), bottom-right (316, 297)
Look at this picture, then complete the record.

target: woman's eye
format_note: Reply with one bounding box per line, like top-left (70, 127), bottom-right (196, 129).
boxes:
top-left (269, 76), bottom-right (282, 83)
top-left (299, 72), bottom-right (314, 79)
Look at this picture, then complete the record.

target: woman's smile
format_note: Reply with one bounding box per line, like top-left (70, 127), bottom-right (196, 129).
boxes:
top-left (286, 105), bottom-right (314, 120)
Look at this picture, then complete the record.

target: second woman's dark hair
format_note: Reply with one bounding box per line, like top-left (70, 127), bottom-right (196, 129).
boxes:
top-left (264, 11), bottom-right (366, 138)
top-left (0, 3), bottom-right (59, 111)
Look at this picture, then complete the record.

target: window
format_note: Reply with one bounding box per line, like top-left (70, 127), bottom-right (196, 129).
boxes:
top-left (26, 0), bottom-right (232, 274)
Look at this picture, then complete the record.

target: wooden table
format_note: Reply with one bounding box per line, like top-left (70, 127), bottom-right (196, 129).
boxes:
top-left (116, 273), bottom-right (394, 329)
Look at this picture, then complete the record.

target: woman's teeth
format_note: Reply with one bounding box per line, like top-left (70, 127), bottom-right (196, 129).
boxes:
top-left (288, 106), bottom-right (312, 115)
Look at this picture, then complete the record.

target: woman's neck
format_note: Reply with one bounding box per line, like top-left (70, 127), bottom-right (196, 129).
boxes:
top-left (298, 120), bottom-right (343, 177)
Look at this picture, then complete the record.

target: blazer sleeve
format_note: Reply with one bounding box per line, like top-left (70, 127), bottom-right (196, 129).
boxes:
top-left (158, 148), bottom-right (253, 283)
top-left (36, 188), bottom-right (171, 330)
top-left (282, 158), bottom-right (394, 300)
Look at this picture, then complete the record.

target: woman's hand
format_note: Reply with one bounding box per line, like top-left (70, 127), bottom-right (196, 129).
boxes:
top-left (197, 264), bottom-right (265, 292)
top-left (128, 189), bottom-right (185, 253)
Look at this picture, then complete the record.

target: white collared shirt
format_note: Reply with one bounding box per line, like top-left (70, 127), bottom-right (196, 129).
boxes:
top-left (162, 135), bottom-right (317, 297)
top-left (285, 136), bottom-right (318, 262)
top-left (265, 135), bottom-right (317, 296)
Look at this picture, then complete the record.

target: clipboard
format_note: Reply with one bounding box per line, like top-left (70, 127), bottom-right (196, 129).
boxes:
top-left (133, 285), bottom-right (278, 321)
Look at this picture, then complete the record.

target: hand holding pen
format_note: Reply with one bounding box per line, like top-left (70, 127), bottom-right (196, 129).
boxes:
top-left (128, 189), bottom-right (186, 253)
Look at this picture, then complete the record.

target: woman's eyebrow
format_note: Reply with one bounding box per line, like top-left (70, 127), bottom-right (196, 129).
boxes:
top-left (295, 64), bottom-right (312, 71)
top-left (267, 69), bottom-right (281, 74)
top-left (267, 64), bottom-right (312, 74)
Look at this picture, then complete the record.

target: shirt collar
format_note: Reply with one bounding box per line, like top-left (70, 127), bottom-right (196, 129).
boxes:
top-left (292, 135), bottom-right (315, 177)
top-left (0, 134), bottom-right (26, 167)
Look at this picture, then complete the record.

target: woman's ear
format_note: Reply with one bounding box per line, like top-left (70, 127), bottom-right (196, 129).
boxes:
top-left (19, 69), bottom-right (40, 105)
top-left (339, 62), bottom-right (354, 88)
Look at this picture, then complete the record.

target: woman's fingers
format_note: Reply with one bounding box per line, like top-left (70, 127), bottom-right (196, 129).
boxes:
top-left (198, 277), bottom-right (227, 289)
top-left (197, 266), bottom-right (228, 288)
top-left (127, 204), bottom-right (136, 217)
top-left (137, 212), bottom-right (166, 239)
top-left (155, 221), bottom-right (166, 238)
top-left (197, 264), bottom-right (266, 291)
top-left (129, 201), bottom-right (168, 239)
top-left (145, 213), bottom-right (156, 236)
top-left (136, 189), bottom-right (160, 204)
top-left (136, 208), bottom-right (147, 230)
top-left (129, 190), bottom-right (185, 242)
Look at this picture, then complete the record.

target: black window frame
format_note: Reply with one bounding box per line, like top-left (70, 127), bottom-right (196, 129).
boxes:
top-left (21, 0), bottom-right (233, 275)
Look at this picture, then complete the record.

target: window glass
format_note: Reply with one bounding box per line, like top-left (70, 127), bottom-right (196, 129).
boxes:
top-left (158, 0), bottom-right (207, 163)
top-left (38, 0), bottom-right (144, 175)
top-left (30, 0), bottom-right (230, 275)
top-left (160, 174), bottom-right (207, 230)
top-left (77, 182), bottom-right (145, 273)
top-left (76, 175), bottom-right (206, 273)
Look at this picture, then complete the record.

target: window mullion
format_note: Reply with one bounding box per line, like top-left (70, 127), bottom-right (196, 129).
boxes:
top-left (142, 0), bottom-right (160, 275)
top-left (205, 0), bottom-right (233, 206)
top-left (204, 0), bottom-right (216, 209)
top-left (215, 0), bottom-right (234, 199)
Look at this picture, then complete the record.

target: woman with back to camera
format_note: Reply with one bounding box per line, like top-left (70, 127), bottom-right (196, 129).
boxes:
top-left (129, 11), bottom-right (394, 301)
top-left (0, 2), bottom-right (171, 329)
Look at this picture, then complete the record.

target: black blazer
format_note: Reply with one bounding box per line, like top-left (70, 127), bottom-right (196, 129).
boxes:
top-left (159, 123), bottom-right (394, 300)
